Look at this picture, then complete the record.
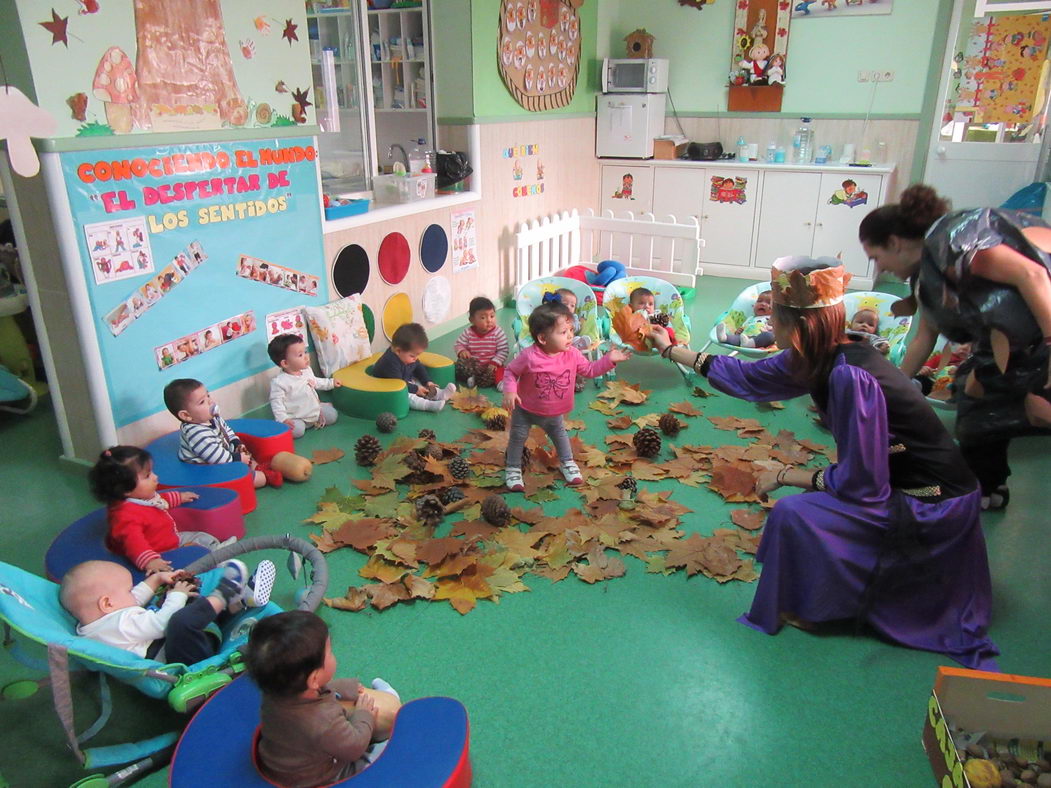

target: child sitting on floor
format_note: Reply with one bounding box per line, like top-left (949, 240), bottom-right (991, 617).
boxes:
top-left (716, 290), bottom-right (775, 349)
top-left (91, 445), bottom-right (224, 574)
top-left (629, 287), bottom-right (678, 345)
top-left (61, 557), bottom-right (275, 665)
top-left (164, 378), bottom-right (279, 489)
top-left (373, 323), bottom-right (456, 412)
top-left (267, 334), bottom-right (343, 438)
top-left (503, 302), bottom-right (630, 490)
top-left (244, 611), bottom-right (402, 788)
top-left (914, 341), bottom-right (972, 397)
top-left (845, 308), bottom-right (890, 355)
top-left (454, 296), bottom-right (509, 389)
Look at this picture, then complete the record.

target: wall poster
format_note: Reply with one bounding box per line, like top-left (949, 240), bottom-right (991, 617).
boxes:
top-left (451, 209), bottom-right (478, 273)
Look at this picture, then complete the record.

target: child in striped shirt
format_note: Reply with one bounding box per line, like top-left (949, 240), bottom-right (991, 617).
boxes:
top-left (163, 378), bottom-right (279, 489)
top-left (454, 297), bottom-right (509, 389)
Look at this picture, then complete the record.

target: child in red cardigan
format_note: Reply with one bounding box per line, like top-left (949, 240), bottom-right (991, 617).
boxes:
top-left (90, 446), bottom-right (224, 573)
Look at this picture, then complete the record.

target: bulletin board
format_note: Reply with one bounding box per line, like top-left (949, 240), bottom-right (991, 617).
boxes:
top-left (59, 136), bottom-right (327, 427)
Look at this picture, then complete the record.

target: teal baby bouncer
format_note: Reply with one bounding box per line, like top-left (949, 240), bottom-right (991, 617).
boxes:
top-left (0, 536), bottom-right (328, 787)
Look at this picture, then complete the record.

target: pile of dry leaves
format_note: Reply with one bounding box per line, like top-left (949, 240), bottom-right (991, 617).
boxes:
top-left (311, 382), bottom-right (832, 615)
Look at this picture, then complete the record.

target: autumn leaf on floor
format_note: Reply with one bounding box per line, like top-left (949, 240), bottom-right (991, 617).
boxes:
top-left (449, 387), bottom-right (492, 414)
top-left (577, 442), bottom-right (609, 468)
top-left (312, 447), bottom-right (345, 465)
top-left (403, 574), bottom-right (436, 600)
top-left (362, 491), bottom-right (405, 519)
top-left (708, 415), bottom-right (764, 435)
top-left (589, 399), bottom-right (622, 417)
top-left (661, 456), bottom-right (700, 479)
top-left (645, 553), bottom-right (675, 575)
top-left (450, 518), bottom-right (502, 541)
top-left (332, 518), bottom-right (396, 551)
top-left (573, 545), bottom-right (626, 583)
top-left (678, 470), bottom-right (711, 487)
top-left (373, 537), bottom-right (418, 568)
top-left (698, 537), bottom-right (745, 582)
top-left (510, 506), bottom-right (545, 525)
top-left (598, 379), bottom-right (650, 405)
top-left (632, 413), bottom-right (661, 429)
top-left (537, 532), bottom-right (573, 568)
top-left (492, 527), bottom-right (543, 562)
top-left (605, 433), bottom-right (635, 449)
top-left (319, 486), bottom-right (366, 513)
top-left (665, 533), bottom-right (742, 579)
top-left (730, 509), bottom-right (766, 531)
top-left (359, 555), bottom-right (410, 584)
top-left (434, 563), bottom-right (495, 614)
top-left (414, 536), bottom-right (466, 566)
top-left (533, 564), bottom-right (571, 583)
top-left (564, 418), bottom-right (586, 431)
top-left (729, 561), bottom-right (759, 582)
top-left (669, 401), bottom-right (703, 417)
top-left (606, 415), bottom-right (633, 430)
top-left (365, 581), bottom-right (410, 611)
top-left (324, 587), bottom-right (369, 611)
top-left (303, 502), bottom-right (352, 530)
top-left (310, 530), bottom-right (341, 553)
top-left (757, 401), bottom-right (785, 410)
top-left (525, 487), bottom-right (559, 503)
top-left (692, 386), bottom-right (716, 398)
top-left (631, 462), bottom-right (667, 482)
top-left (709, 463), bottom-right (759, 502)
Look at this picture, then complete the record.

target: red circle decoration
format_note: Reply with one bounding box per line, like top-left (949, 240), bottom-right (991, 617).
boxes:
top-left (378, 232), bottom-right (411, 285)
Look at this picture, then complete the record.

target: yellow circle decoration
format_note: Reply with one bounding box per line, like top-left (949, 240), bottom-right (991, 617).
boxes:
top-left (381, 292), bottom-right (413, 341)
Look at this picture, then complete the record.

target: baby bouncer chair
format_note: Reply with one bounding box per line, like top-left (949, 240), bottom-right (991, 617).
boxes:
top-left (512, 276), bottom-right (605, 385)
top-left (603, 275), bottom-right (693, 382)
top-left (0, 535), bottom-right (328, 787)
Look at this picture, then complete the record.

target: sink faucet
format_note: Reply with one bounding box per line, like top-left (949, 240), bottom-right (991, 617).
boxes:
top-left (387, 144), bottom-right (409, 171)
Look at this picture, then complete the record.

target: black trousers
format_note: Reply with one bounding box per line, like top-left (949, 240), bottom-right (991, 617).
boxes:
top-left (960, 439), bottom-right (1011, 495)
top-left (145, 596), bottom-right (220, 665)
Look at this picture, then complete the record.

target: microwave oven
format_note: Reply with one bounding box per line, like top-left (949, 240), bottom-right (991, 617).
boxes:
top-left (601, 58), bottom-right (669, 93)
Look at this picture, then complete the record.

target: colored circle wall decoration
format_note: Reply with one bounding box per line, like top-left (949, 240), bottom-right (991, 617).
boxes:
top-left (332, 244), bottom-right (370, 297)
top-left (498, 0), bottom-right (582, 112)
top-left (361, 303), bottom-right (375, 343)
top-left (420, 224), bottom-right (449, 273)
top-left (422, 276), bottom-right (451, 323)
top-left (377, 232), bottom-right (411, 285)
top-left (381, 293), bottom-right (413, 340)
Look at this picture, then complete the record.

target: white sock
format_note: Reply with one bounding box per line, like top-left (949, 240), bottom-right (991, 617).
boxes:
top-left (371, 677), bottom-right (400, 700)
top-left (740, 334), bottom-right (756, 348)
top-left (409, 393), bottom-right (445, 411)
top-left (441, 382), bottom-right (457, 399)
top-left (496, 380), bottom-right (505, 392)
top-left (716, 324), bottom-right (728, 342)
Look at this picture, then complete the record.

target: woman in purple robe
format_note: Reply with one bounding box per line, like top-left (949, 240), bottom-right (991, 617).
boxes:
top-left (649, 256), bottom-right (998, 670)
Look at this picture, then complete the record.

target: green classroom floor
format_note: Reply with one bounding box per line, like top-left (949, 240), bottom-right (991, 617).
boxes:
top-left (1, 276), bottom-right (1049, 788)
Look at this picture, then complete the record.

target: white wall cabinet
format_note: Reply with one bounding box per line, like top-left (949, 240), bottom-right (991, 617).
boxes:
top-left (599, 160), bottom-right (894, 285)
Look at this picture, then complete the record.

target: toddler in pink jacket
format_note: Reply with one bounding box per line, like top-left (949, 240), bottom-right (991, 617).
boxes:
top-left (502, 302), bottom-right (630, 490)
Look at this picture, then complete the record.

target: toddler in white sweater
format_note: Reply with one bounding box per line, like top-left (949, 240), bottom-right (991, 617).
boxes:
top-left (268, 334), bottom-right (342, 438)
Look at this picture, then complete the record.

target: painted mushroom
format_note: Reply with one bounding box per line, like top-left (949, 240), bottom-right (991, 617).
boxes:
top-left (92, 47), bottom-right (137, 133)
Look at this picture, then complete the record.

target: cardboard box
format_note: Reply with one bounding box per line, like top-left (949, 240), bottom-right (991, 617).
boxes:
top-left (653, 137), bottom-right (689, 160)
top-left (922, 667), bottom-right (1051, 786)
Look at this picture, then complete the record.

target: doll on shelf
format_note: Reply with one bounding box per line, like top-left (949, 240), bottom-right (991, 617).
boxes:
top-left (766, 53), bottom-right (785, 85)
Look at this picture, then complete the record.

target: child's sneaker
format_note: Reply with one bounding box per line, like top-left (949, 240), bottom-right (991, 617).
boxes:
top-left (244, 560), bottom-right (276, 608)
top-left (371, 677), bottom-right (401, 701)
top-left (560, 460), bottom-right (583, 486)
top-left (217, 559), bottom-right (249, 612)
top-left (505, 466), bottom-right (525, 492)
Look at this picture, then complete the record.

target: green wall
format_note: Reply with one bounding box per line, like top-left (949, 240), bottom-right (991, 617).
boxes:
top-left (607, 0), bottom-right (944, 116)
top-left (433, 0), bottom-right (475, 119)
top-left (469, 0), bottom-right (600, 119)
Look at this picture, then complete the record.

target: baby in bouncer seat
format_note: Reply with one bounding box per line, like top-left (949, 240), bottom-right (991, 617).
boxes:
top-left (716, 290), bottom-right (774, 348)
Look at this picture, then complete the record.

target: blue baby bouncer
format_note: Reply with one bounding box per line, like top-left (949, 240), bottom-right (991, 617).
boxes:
top-left (0, 535), bottom-right (328, 787)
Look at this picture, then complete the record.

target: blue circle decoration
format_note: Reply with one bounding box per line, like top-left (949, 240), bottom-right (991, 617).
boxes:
top-left (420, 224), bottom-right (448, 273)
top-left (332, 244), bottom-right (370, 297)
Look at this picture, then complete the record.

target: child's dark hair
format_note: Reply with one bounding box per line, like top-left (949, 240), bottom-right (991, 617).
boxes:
top-left (244, 611), bottom-right (329, 697)
top-left (528, 301), bottom-right (573, 344)
top-left (392, 322), bottom-right (428, 351)
top-left (89, 445), bottom-right (152, 504)
top-left (629, 287), bottom-right (654, 305)
top-left (858, 183), bottom-right (951, 246)
top-left (267, 333), bottom-right (304, 366)
top-left (468, 296), bottom-right (495, 319)
top-left (163, 378), bottom-right (203, 418)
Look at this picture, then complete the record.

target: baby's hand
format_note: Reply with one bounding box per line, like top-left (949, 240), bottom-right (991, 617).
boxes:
top-left (356, 688), bottom-right (378, 719)
top-left (171, 579), bottom-right (197, 596)
top-left (332, 379), bottom-right (343, 388)
top-left (426, 381), bottom-right (439, 397)
top-left (457, 350), bottom-right (472, 359)
top-left (283, 419), bottom-right (296, 428)
top-left (149, 570), bottom-right (179, 588)
top-left (503, 392), bottom-right (520, 412)
top-left (145, 558), bottom-right (173, 574)
top-left (179, 491), bottom-right (199, 503)
top-left (609, 347), bottom-right (631, 364)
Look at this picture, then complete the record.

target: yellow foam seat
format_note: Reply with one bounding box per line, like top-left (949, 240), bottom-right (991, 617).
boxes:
top-left (331, 351), bottom-right (455, 420)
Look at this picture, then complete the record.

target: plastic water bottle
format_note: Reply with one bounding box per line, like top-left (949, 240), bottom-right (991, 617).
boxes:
top-left (409, 138), bottom-right (428, 175)
top-left (766, 142), bottom-right (777, 163)
top-left (737, 135), bottom-right (748, 162)
top-left (793, 118), bottom-right (814, 164)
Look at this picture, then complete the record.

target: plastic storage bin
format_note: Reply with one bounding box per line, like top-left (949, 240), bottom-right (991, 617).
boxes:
top-left (324, 198), bottom-right (370, 220)
top-left (373, 173), bottom-right (436, 204)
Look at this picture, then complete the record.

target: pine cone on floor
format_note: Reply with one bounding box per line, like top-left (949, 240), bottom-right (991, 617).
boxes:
top-left (481, 493), bottom-right (511, 527)
top-left (423, 442), bottom-right (445, 461)
top-left (617, 475), bottom-right (638, 495)
top-left (418, 428), bottom-right (437, 442)
top-left (649, 312), bottom-right (670, 328)
top-left (633, 427), bottom-right (662, 458)
top-left (448, 456), bottom-right (470, 480)
top-left (354, 435), bottom-right (381, 466)
top-left (439, 486), bottom-right (465, 506)
top-left (474, 363), bottom-right (496, 389)
top-left (658, 413), bottom-right (682, 436)
top-left (415, 495), bottom-right (445, 528)
top-left (481, 407), bottom-right (509, 431)
top-left (405, 450), bottom-right (426, 473)
top-left (376, 412), bottom-right (398, 433)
